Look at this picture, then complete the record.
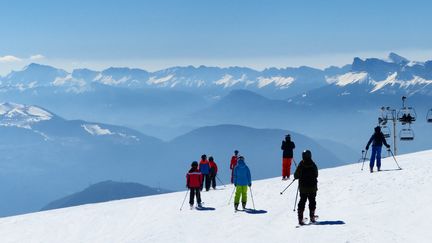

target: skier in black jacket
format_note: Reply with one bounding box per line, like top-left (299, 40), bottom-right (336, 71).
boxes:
top-left (365, 126), bottom-right (390, 173)
top-left (294, 150), bottom-right (318, 225)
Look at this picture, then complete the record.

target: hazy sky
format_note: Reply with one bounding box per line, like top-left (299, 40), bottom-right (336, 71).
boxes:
top-left (1, 0), bottom-right (431, 74)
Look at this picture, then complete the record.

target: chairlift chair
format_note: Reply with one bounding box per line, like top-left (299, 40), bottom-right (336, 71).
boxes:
top-left (397, 107), bottom-right (417, 124)
top-left (399, 128), bottom-right (415, 141)
top-left (397, 96), bottom-right (417, 124)
top-left (380, 125), bottom-right (391, 138)
top-left (427, 109), bottom-right (432, 123)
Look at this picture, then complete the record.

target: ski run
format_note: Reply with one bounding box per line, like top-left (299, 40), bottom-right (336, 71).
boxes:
top-left (0, 150), bottom-right (431, 243)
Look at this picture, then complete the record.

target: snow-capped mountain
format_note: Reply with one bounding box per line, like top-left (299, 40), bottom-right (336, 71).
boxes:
top-left (324, 53), bottom-right (432, 96)
top-left (0, 149), bottom-right (429, 243)
top-left (1, 53), bottom-right (431, 98)
top-left (0, 63), bottom-right (347, 98)
top-left (0, 102), bottom-right (53, 129)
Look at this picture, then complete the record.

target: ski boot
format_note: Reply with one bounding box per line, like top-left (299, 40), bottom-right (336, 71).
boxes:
top-left (298, 209), bottom-right (305, 225)
top-left (190, 204), bottom-right (194, 210)
top-left (310, 211), bottom-right (316, 223)
top-left (234, 203), bottom-right (239, 211)
top-left (197, 203), bottom-right (202, 208)
top-left (242, 202), bottom-right (246, 210)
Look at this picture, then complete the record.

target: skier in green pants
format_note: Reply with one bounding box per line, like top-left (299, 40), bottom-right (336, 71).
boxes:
top-left (233, 156), bottom-right (252, 211)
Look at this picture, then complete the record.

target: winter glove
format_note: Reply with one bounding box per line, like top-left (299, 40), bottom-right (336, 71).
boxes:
top-left (386, 144), bottom-right (390, 149)
top-left (234, 184), bottom-right (237, 187)
top-left (249, 183), bottom-right (252, 187)
top-left (365, 146), bottom-right (369, 150)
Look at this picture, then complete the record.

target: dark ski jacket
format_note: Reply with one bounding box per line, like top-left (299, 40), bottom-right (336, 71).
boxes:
top-left (294, 159), bottom-right (318, 193)
top-left (366, 132), bottom-right (390, 148)
top-left (281, 140), bottom-right (295, 158)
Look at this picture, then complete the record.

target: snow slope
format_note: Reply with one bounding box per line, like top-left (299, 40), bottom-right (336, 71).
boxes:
top-left (0, 150), bottom-right (431, 243)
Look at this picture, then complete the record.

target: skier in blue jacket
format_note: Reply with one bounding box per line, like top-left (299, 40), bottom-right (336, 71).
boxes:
top-left (366, 126), bottom-right (390, 173)
top-left (233, 156), bottom-right (251, 211)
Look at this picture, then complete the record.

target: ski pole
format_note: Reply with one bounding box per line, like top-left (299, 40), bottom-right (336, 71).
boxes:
top-left (216, 175), bottom-right (226, 187)
top-left (228, 186), bottom-right (236, 205)
top-left (179, 189), bottom-right (189, 211)
top-left (388, 149), bottom-right (402, 170)
top-left (249, 186), bottom-right (256, 210)
top-left (361, 149), bottom-right (368, 171)
top-left (280, 179), bottom-right (297, 195)
top-left (293, 185), bottom-right (299, 212)
top-left (293, 158), bottom-right (298, 168)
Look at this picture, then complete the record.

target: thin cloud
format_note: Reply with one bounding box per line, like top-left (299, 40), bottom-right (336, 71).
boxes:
top-left (0, 55), bottom-right (22, 63)
top-left (30, 54), bottom-right (45, 60)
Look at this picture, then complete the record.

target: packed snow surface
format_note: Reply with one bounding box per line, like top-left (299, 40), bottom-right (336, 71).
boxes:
top-left (0, 150), bottom-right (431, 243)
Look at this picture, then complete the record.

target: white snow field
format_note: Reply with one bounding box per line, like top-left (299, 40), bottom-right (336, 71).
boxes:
top-left (0, 150), bottom-right (431, 243)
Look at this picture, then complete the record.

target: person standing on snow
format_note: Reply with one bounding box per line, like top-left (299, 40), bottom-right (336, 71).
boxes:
top-left (230, 150), bottom-right (239, 184)
top-left (208, 156), bottom-right (218, 190)
top-left (281, 134), bottom-right (295, 180)
top-left (186, 161), bottom-right (203, 208)
top-left (199, 154), bottom-right (211, 191)
top-left (233, 156), bottom-right (252, 211)
top-left (294, 150), bottom-right (318, 225)
top-left (365, 126), bottom-right (391, 173)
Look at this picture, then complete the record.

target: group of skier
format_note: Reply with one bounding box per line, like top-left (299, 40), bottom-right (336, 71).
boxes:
top-left (186, 154), bottom-right (219, 208)
top-left (185, 126), bottom-right (389, 225)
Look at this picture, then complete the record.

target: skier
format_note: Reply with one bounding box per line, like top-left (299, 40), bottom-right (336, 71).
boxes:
top-left (281, 134), bottom-right (295, 180)
top-left (365, 126), bottom-right (391, 172)
top-left (186, 161), bottom-right (203, 208)
top-left (230, 150), bottom-right (239, 184)
top-left (208, 156), bottom-right (218, 190)
top-left (233, 156), bottom-right (252, 211)
top-left (199, 154), bottom-right (211, 191)
top-left (294, 150), bottom-right (318, 225)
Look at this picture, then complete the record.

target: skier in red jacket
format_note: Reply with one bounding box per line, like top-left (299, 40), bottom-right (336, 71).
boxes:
top-left (230, 150), bottom-right (239, 183)
top-left (186, 161), bottom-right (203, 208)
top-left (208, 156), bottom-right (219, 190)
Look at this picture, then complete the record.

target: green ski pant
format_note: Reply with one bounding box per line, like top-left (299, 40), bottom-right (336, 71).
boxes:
top-left (234, 185), bottom-right (248, 204)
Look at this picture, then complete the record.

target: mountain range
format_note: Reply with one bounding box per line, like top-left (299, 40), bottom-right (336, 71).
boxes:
top-left (1, 53), bottom-right (431, 99)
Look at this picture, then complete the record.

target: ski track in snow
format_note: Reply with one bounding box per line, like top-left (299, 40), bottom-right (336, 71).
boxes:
top-left (0, 150), bottom-right (431, 243)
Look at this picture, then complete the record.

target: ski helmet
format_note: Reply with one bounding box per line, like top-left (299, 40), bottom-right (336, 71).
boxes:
top-left (302, 150), bottom-right (312, 160)
top-left (201, 154), bottom-right (207, 160)
top-left (191, 161), bottom-right (198, 167)
top-left (375, 126), bottom-right (381, 133)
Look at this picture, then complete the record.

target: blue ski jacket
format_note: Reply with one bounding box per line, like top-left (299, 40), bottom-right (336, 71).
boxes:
top-left (233, 159), bottom-right (251, 186)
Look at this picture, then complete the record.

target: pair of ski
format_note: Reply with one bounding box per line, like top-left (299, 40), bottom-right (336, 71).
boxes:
top-left (296, 216), bottom-right (319, 227)
top-left (234, 208), bottom-right (253, 213)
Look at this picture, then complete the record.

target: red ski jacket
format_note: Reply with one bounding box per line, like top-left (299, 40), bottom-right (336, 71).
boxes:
top-left (230, 156), bottom-right (238, 170)
top-left (186, 168), bottom-right (203, 188)
top-left (209, 161), bottom-right (218, 174)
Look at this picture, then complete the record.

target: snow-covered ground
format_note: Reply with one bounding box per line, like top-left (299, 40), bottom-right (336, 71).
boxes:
top-left (0, 150), bottom-right (431, 243)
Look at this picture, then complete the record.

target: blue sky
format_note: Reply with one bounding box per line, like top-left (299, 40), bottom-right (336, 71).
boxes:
top-left (0, 0), bottom-right (431, 74)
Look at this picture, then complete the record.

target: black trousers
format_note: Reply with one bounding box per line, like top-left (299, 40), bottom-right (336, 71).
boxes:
top-left (297, 192), bottom-right (316, 212)
top-left (201, 174), bottom-right (210, 191)
top-left (210, 173), bottom-right (217, 189)
top-left (189, 188), bottom-right (202, 205)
